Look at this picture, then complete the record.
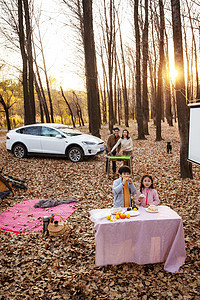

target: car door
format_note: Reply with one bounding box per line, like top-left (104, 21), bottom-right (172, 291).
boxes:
top-left (40, 126), bottom-right (67, 154)
top-left (17, 126), bottom-right (42, 153)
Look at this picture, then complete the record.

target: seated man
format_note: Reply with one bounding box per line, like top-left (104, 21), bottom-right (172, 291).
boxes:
top-left (106, 127), bottom-right (121, 174)
top-left (113, 166), bottom-right (136, 208)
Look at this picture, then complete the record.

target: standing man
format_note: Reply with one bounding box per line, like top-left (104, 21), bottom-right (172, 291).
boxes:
top-left (106, 127), bottom-right (121, 175)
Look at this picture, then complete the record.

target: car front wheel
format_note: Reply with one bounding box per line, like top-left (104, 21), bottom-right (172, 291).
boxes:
top-left (13, 143), bottom-right (27, 158)
top-left (67, 146), bottom-right (83, 162)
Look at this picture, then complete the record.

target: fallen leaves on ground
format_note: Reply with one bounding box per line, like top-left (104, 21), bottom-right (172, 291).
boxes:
top-left (0, 121), bottom-right (199, 299)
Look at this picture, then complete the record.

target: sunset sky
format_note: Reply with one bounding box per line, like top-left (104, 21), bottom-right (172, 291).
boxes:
top-left (0, 0), bottom-right (85, 91)
top-left (34, 0), bottom-right (85, 91)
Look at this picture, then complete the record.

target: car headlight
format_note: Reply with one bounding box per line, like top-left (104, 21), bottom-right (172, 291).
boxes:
top-left (82, 141), bottom-right (97, 145)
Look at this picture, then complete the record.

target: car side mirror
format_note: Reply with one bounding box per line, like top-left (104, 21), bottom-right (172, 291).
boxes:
top-left (56, 134), bottom-right (63, 139)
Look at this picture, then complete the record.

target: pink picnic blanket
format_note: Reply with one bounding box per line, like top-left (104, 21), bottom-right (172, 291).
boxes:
top-left (0, 198), bottom-right (78, 234)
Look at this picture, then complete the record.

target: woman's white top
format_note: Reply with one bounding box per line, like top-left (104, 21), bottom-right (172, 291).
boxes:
top-left (111, 137), bottom-right (133, 152)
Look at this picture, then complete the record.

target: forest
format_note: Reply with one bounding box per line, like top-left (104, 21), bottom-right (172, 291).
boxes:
top-left (0, 1), bottom-right (200, 299)
top-left (0, 0), bottom-right (200, 178)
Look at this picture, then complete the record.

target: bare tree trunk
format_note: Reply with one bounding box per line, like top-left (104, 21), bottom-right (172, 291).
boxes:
top-left (155, 0), bottom-right (164, 141)
top-left (191, 43), bottom-right (194, 100)
top-left (33, 42), bottom-right (51, 123)
top-left (35, 70), bottom-right (50, 123)
top-left (82, 0), bottom-right (100, 137)
top-left (171, 0), bottom-right (193, 178)
top-left (73, 91), bottom-right (84, 126)
top-left (116, 65), bottom-right (122, 124)
top-left (164, 31), bottom-right (173, 126)
top-left (148, 54), bottom-right (155, 123)
top-left (37, 26), bottom-right (54, 122)
top-left (18, 0), bottom-right (35, 125)
top-left (61, 87), bottom-right (76, 128)
top-left (0, 94), bottom-right (12, 131)
top-left (126, 48), bottom-right (136, 120)
top-left (134, 0), bottom-right (145, 139)
top-left (182, 16), bottom-right (191, 102)
top-left (142, 0), bottom-right (149, 135)
top-left (98, 81), bottom-right (104, 124)
top-left (100, 47), bottom-right (108, 123)
top-left (150, 0), bottom-right (158, 124)
top-left (171, 83), bottom-right (177, 122)
top-left (104, 0), bottom-right (115, 132)
top-left (185, 0), bottom-right (200, 100)
top-left (103, 77), bottom-right (107, 123)
top-left (113, 47), bottom-right (117, 124)
top-left (39, 98), bottom-right (44, 123)
top-left (117, 87), bottom-right (121, 125)
top-left (23, 0), bottom-right (35, 124)
top-left (34, 76), bottom-right (44, 123)
top-left (116, 10), bottom-right (129, 127)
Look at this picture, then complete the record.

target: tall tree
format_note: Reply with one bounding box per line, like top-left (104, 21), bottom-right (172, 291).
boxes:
top-left (82, 0), bottom-right (100, 137)
top-left (142, 0), bottom-right (149, 135)
top-left (185, 0), bottom-right (200, 100)
top-left (73, 91), bottom-right (85, 126)
top-left (171, 0), bottom-right (193, 178)
top-left (18, 0), bottom-right (35, 125)
top-left (102, 0), bottom-right (115, 132)
top-left (182, 15), bottom-right (191, 102)
top-left (156, 0), bottom-right (164, 141)
top-left (116, 10), bottom-right (129, 127)
top-left (32, 42), bottom-right (51, 123)
top-left (0, 94), bottom-right (12, 131)
top-left (36, 25), bottom-right (54, 123)
top-left (61, 87), bottom-right (76, 127)
top-left (164, 31), bottom-right (173, 126)
top-left (134, 0), bottom-right (145, 139)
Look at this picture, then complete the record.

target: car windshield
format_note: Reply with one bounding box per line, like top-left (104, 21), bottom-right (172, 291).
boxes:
top-left (50, 125), bottom-right (82, 136)
top-left (59, 128), bottom-right (82, 136)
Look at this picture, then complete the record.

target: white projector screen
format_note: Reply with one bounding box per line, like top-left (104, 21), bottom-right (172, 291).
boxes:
top-left (188, 105), bottom-right (200, 165)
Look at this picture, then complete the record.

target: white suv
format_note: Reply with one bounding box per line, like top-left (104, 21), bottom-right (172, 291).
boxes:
top-left (6, 123), bottom-right (104, 162)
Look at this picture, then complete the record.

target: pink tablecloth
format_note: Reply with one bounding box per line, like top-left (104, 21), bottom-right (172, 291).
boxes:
top-left (89, 206), bottom-right (186, 273)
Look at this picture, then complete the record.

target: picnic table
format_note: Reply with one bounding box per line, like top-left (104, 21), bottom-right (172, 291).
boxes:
top-left (90, 206), bottom-right (186, 273)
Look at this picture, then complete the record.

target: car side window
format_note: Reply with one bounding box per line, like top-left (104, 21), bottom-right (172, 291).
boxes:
top-left (16, 126), bottom-right (41, 136)
top-left (41, 127), bottom-right (60, 137)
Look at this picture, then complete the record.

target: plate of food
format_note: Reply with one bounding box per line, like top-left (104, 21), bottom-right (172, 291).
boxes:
top-left (145, 205), bottom-right (159, 213)
top-left (125, 210), bottom-right (140, 217)
top-left (110, 207), bottom-right (123, 215)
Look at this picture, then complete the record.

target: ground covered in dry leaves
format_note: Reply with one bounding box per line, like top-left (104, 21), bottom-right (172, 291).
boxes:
top-left (0, 121), bottom-right (199, 299)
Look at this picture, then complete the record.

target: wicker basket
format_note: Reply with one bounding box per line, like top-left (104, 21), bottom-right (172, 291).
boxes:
top-left (47, 214), bottom-right (68, 236)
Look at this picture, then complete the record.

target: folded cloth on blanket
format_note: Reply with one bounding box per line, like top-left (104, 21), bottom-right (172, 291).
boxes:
top-left (34, 198), bottom-right (78, 208)
top-left (0, 190), bottom-right (10, 199)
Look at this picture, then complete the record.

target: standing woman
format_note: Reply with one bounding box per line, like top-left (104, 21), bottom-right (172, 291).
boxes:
top-left (109, 129), bottom-right (133, 156)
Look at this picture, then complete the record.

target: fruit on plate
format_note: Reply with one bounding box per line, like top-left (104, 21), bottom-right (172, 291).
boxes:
top-left (116, 212), bottom-right (122, 217)
top-left (127, 207), bottom-right (131, 211)
top-left (106, 215), bottom-right (111, 220)
top-left (120, 213), bottom-right (126, 219)
top-left (116, 214), bottom-right (120, 219)
top-left (126, 214), bottom-right (130, 218)
top-left (132, 206), bottom-right (138, 211)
